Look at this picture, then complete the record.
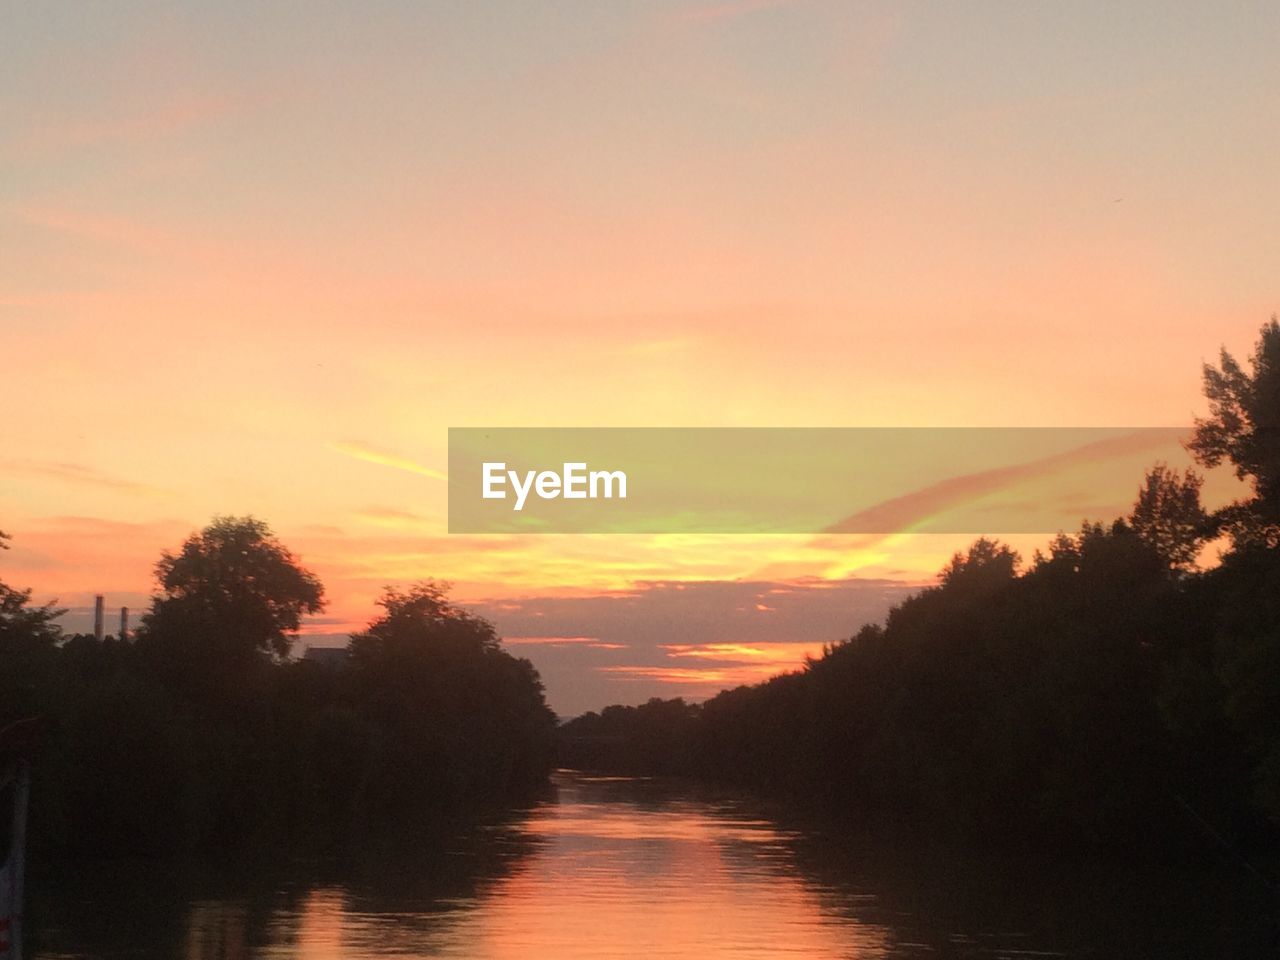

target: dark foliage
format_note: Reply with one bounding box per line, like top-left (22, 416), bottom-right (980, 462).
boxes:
top-left (7, 321), bottom-right (1280, 864)
top-left (561, 523), bottom-right (1278, 855)
top-left (561, 321), bottom-right (1280, 860)
top-left (0, 520), bottom-right (556, 858)
top-left (557, 697), bottom-right (701, 774)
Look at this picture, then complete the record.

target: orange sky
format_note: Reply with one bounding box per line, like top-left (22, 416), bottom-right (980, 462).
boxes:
top-left (3, 1), bottom-right (1277, 714)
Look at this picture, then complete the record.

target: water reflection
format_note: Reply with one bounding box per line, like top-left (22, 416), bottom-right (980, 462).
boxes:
top-left (435, 774), bottom-right (890, 959)
top-left (30, 771), bottom-right (1279, 959)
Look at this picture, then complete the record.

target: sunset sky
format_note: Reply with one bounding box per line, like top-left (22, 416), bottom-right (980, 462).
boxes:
top-left (3, 1), bottom-right (1277, 714)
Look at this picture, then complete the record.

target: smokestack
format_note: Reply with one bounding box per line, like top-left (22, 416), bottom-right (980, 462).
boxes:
top-left (94, 595), bottom-right (105, 642)
top-left (120, 606), bottom-right (129, 641)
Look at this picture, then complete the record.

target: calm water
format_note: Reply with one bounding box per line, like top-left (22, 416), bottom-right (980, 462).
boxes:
top-left (30, 772), bottom-right (1279, 959)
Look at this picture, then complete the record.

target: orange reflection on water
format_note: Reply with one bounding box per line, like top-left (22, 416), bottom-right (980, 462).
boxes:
top-left (454, 776), bottom-right (890, 959)
top-left (269, 773), bottom-right (890, 960)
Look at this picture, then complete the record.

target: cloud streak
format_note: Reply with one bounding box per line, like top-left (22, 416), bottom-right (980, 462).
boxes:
top-left (820, 429), bottom-right (1183, 537)
top-left (462, 577), bottom-right (913, 714)
top-left (0, 458), bottom-right (162, 497)
top-left (328, 442), bottom-right (447, 481)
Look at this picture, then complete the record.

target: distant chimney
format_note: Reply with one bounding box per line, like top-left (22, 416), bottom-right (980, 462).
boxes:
top-left (94, 595), bottom-right (105, 641)
top-left (120, 606), bottom-right (129, 641)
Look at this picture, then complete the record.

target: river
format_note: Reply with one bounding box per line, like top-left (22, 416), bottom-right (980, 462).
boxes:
top-left (28, 771), bottom-right (1279, 958)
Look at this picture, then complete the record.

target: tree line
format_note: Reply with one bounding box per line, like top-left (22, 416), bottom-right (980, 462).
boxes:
top-left (561, 319), bottom-right (1280, 858)
top-left (4, 319), bottom-right (1279, 861)
top-left (0, 520), bottom-right (556, 857)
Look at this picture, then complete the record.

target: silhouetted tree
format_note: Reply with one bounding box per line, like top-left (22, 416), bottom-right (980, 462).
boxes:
top-left (1130, 464), bottom-right (1209, 571)
top-left (348, 582), bottom-right (557, 812)
top-left (2, 526), bottom-right (561, 857)
top-left (558, 698), bottom-right (700, 774)
top-left (1, 530), bottom-right (64, 731)
top-left (939, 537), bottom-right (1020, 590)
top-left (350, 581), bottom-right (501, 661)
top-left (141, 516), bottom-right (324, 667)
top-left (0, 529), bottom-right (64, 648)
top-left (1180, 320), bottom-right (1280, 821)
top-left (9, 320), bottom-right (1280, 863)
top-left (1190, 317), bottom-right (1280, 544)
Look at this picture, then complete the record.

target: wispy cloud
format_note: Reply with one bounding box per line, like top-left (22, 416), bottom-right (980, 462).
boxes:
top-left (359, 506), bottom-right (429, 521)
top-left (597, 663), bottom-right (783, 685)
top-left (0, 458), bottom-right (162, 497)
top-left (818, 429), bottom-right (1185, 538)
top-left (660, 641), bottom-right (825, 663)
top-left (352, 505), bottom-right (441, 532)
top-left (597, 665), bottom-right (739, 684)
top-left (461, 581), bottom-right (908, 712)
top-left (505, 636), bottom-right (628, 650)
top-left (328, 442), bottom-right (447, 481)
